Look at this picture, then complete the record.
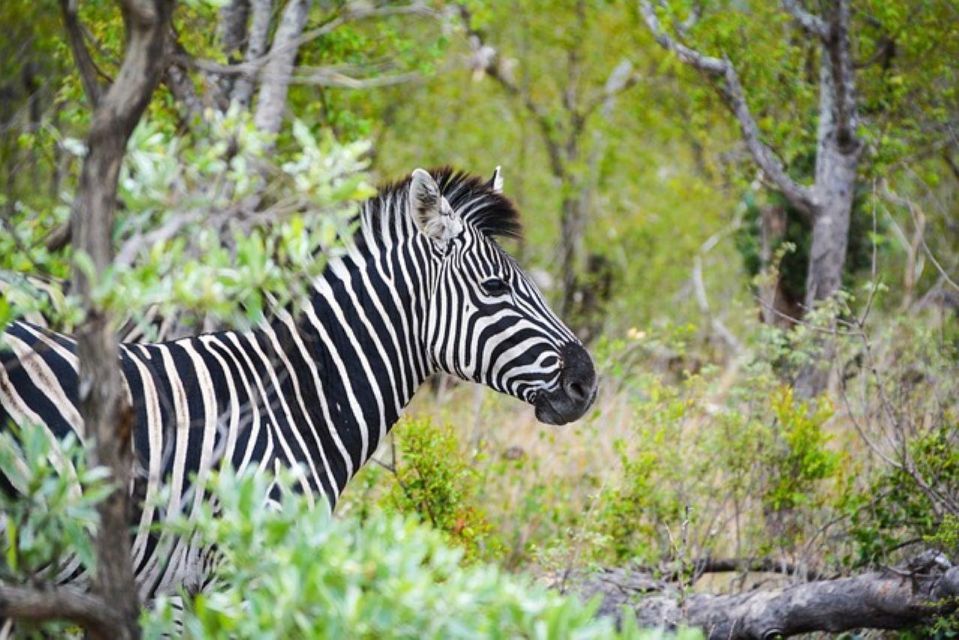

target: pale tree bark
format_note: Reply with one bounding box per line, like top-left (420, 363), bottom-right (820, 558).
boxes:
top-left (254, 0), bottom-right (312, 138)
top-left (639, 0), bottom-right (861, 396)
top-left (0, 1), bottom-right (174, 638)
top-left (231, 0), bottom-right (273, 108)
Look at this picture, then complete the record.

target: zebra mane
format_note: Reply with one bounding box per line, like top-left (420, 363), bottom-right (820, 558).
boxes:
top-left (377, 167), bottom-right (522, 240)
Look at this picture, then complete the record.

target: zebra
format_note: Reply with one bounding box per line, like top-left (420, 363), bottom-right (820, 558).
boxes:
top-left (0, 166), bottom-right (597, 603)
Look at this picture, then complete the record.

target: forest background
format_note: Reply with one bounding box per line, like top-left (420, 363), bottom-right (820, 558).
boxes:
top-left (0, 0), bottom-right (957, 637)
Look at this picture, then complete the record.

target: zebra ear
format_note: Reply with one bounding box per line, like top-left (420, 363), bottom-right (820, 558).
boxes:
top-left (488, 166), bottom-right (504, 193)
top-left (409, 168), bottom-right (462, 245)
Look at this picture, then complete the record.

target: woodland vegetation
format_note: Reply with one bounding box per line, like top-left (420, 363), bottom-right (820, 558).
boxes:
top-left (0, 0), bottom-right (958, 637)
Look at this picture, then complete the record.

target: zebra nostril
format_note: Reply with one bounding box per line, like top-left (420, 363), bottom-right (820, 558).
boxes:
top-left (565, 379), bottom-right (588, 403)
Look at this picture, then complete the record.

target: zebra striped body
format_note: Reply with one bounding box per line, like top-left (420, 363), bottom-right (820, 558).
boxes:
top-left (0, 167), bottom-right (597, 601)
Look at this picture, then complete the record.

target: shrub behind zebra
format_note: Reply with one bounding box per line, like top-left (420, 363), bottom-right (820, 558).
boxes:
top-left (0, 166), bottom-right (597, 604)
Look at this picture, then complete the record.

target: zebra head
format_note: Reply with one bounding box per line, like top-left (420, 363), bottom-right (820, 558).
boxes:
top-left (408, 167), bottom-right (597, 425)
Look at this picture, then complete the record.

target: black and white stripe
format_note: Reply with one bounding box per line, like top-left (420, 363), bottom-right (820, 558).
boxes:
top-left (0, 166), bottom-right (597, 602)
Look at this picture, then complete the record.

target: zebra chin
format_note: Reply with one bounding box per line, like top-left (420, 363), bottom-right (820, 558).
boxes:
top-left (531, 342), bottom-right (598, 426)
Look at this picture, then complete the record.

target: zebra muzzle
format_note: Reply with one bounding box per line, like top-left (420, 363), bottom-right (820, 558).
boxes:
top-left (534, 343), bottom-right (597, 425)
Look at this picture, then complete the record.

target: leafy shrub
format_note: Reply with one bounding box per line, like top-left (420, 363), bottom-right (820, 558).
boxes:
top-left (849, 427), bottom-right (959, 565)
top-left (346, 417), bottom-right (504, 563)
top-left (0, 422), bottom-right (110, 582)
top-left (0, 421), bottom-right (111, 639)
top-left (147, 469), bottom-right (691, 640)
top-left (598, 377), bottom-right (689, 564)
top-left (758, 387), bottom-right (840, 547)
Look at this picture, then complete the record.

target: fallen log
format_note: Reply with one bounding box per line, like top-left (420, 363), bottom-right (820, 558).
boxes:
top-left (557, 551), bottom-right (959, 639)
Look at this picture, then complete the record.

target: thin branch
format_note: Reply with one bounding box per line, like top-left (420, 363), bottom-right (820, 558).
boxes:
top-left (880, 179), bottom-right (959, 292)
top-left (638, 1), bottom-right (818, 218)
top-left (59, 0), bottom-right (104, 107)
top-left (781, 0), bottom-right (827, 38)
top-left (854, 35), bottom-right (896, 69)
top-left (692, 226), bottom-right (742, 354)
top-left (675, 0), bottom-right (703, 37)
top-left (289, 69), bottom-right (420, 89)
top-left (0, 583), bottom-right (122, 635)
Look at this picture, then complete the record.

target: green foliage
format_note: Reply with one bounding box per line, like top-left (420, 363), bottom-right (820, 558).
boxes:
top-left (598, 378), bottom-right (689, 563)
top-left (0, 421), bottom-right (110, 639)
top-left (851, 427), bottom-right (959, 565)
top-left (145, 469), bottom-right (688, 640)
top-left (0, 421), bottom-right (110, 581)
top-left (762, 387), bottom-right (838, 513)
top-left (364, 417), bottom-right (503, 563)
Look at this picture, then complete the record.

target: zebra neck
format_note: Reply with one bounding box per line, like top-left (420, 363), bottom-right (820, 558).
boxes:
top-left (262, 231), bottom-right (435, 500)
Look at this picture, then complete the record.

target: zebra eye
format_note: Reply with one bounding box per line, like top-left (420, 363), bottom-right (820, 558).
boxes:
top-left (481, 278), bottom-right (510, 296)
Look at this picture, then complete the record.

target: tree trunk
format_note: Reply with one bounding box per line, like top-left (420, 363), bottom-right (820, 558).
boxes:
top-left (232, 0), bottom-right (273, 108)
top-left (68, 1), bottom-right (175, 637)
top-left (805, 53), bottom-right (857, 311)
top-left (560, 194), bottom-right (585, 318)
top-left (794, 52), bottom-right (859, 398)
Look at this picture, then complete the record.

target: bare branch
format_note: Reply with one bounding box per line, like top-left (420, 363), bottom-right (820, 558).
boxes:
top-left (188, 3), bottom-right (436, 81)
top-left (675, 0), bottom-right (703, 37)
top-left (59, 0), bottom-right (104, 107)
top-left (171, 2), bottom-right (437, 110)
top-left (639, 1), bottom-right (818, 217)
top-left (781, 0), bottom-right (827, 38)
top-left (290, 69), bottom-right (420, 89)
top-left (0, 583), bottom-right (123, 635)
top-left (638, 1), bottom-right (725, 73)
top-left (880, 179), bottom-right (959, 293)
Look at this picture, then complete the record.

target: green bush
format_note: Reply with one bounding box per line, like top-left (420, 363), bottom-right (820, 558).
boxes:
top-left (147, 469), bottom-right (694, 640)
top-left (0, 421), bottom-right (111, 639)
top-left (342, 416), bottom-right (505, 563)
top-left (384, 417), bottom-right (503, 562)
